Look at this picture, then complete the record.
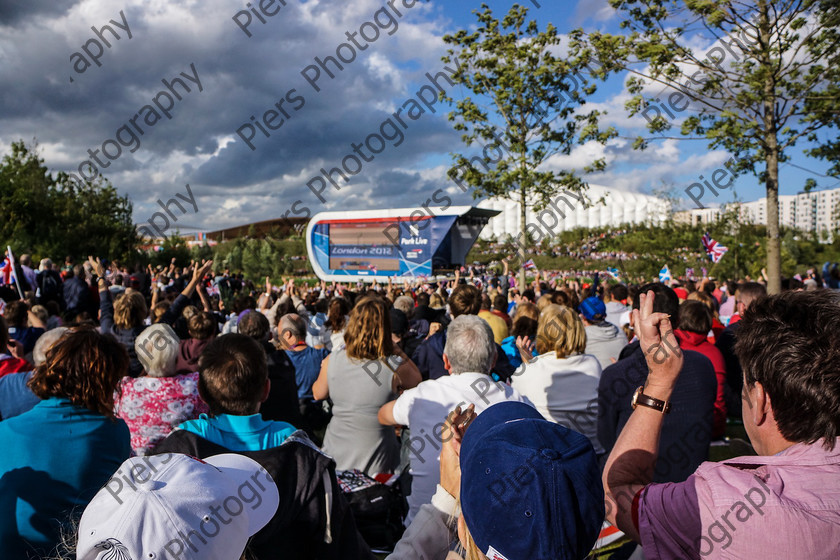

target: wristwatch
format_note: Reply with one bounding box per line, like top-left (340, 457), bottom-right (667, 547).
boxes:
top-left (632, 386), bottom-right (671, 413)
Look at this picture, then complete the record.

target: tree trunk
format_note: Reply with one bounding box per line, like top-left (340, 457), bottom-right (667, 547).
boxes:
top-left (759, 0), bottom-right (781, 294)
top-left (765, 148), bottom-right (781, 294)
top-left (519, 184), bottom-right (527, 289)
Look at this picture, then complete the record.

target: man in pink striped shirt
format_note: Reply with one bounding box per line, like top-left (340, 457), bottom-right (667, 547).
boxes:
top-left (603, 289), bottom-right (840, 559)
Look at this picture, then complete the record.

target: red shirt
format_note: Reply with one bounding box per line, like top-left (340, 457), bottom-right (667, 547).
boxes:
top-left (0, 356), bottom-right (32, 378)
top-left (675, 330), bottom-right (727, 439)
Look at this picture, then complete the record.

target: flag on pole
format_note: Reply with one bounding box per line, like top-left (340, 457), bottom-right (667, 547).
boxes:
top-left (368, 264), bottom-right (377, 273)
top-left (702, 233), bottom-right (728, 263)
top-left (523, 259), bottom-right (537, 271)
top-left (0, 255), bottom-right (11, 285)
top-left (701, 267), bottom-right (708, 278)
top-left (6, 247), bottom-right (24, 299)
top-left (685, 267), bottom-right (695, 280)
top-left (659, 265), bottom-right (671, 283)
top-left (606, 267), bottom-right (620, 280)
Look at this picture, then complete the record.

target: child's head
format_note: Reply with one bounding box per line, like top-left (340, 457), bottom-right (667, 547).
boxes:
top-left (197, 334), bottom-right (269, 415)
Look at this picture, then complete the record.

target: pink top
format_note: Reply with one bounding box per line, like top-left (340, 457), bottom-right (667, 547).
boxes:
top-left (638, 438), bottom-right (840, 559)
top-left (114, 372), bottom-right (209, 455)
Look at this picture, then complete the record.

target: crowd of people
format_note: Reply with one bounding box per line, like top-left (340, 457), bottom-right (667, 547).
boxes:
top-left (0, 252), bottom-right (837, 559)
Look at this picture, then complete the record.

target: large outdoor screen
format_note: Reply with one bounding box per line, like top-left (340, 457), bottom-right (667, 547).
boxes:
top-left (328, 221), bottom-right (401, 271)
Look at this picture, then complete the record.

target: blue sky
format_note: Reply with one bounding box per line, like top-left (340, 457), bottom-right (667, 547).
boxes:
top-left (0, 0), bottom-right (836, 233)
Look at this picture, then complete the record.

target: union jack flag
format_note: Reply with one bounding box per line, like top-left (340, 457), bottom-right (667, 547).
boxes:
top-left (523, 259), bottom-right (537, 271)
top-left (368, 264), bottom-right (377, 273)
top-left (702, 233), bottom-right (728, 263)
top-left (0, 256), bottom-right (11, 285)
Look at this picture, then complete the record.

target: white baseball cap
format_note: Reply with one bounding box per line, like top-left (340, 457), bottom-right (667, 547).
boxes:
top-left (77, 453), bottom-right (280, 560)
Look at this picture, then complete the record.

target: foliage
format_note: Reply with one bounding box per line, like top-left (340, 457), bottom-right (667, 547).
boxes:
top-left (441, 3), bottom-right (616, 284)
top-left (574, 0), bottom-right (840, 293)
top-left (0, 140), bottom-right (137, 261)
top-left (467, 219), bottom-right (840, 282)
top-left (207, 235), bottom-right (310, 281)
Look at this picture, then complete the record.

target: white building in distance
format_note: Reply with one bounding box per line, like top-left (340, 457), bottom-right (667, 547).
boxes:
top-left (675, 187), bottom-right (840, 238)
top-left (477, 184), bottom-right (669, 240)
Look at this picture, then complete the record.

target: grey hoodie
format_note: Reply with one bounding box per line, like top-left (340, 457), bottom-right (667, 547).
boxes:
top-left (585, 321), bottom-right (629, 370)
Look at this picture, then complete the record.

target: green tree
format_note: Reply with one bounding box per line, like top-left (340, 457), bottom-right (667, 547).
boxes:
top-left (0, 140), bottom-right (137, 261)
top-left (442, 3), bottom-right (617, 287)
top-left (578, 0), bottom-right (840, 293)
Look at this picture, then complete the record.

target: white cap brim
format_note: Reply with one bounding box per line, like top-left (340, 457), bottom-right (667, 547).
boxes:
top-left (203, 454), bottom-right (280, 537)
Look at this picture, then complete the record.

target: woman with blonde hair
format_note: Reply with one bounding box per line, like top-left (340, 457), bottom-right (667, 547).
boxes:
top-left (314, 295), bottom-right (421, 474)
top-left (511, 304), bottom-right (604, 455)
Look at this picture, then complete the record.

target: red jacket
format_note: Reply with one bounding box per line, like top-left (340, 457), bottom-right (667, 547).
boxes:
top-left (675, 330), bottom-right (727, 439)
top-left (0, 356), bottom-right (32, 378)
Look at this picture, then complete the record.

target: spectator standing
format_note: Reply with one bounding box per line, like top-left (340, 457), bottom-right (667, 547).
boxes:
top-left (598, 283), bottom-right (717, 483)
top-left (579, 296), bottom-right (628, 370)
top-left (716, 282), bottom-right (767, 420)
top-left (315, 296), bottom-right (421, 475)
top-left (511, 303), bottom-right (604, 455)
top-left (238, 311), bottom-right (303, 431)
top-left (605, 283), bottom-right (630, 328)
top-left (675, 300), bottom-right (728, 439)
top-left (477, 294), bottom-right (509, 344)
top-left (379, 315), bottom-right (530, 524)
top-left (36, 258), bottom-right (64, 309)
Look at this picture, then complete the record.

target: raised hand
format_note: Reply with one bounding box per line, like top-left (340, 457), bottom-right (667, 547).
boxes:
top-left (631, 290), bottom-right (683, 387)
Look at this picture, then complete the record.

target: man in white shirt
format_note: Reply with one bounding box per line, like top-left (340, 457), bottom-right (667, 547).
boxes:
top-left (378, 314), bottom-right (530, 525)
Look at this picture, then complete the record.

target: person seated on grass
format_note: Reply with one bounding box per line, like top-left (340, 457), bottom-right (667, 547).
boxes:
top-left (70, 453), bottom-right (280, 560)
top-left (174, 333), bottom-right (296, 451)
top-left (153, 334), bottom-right (374, 559)
top-left (603, 289), bottom-right (840, 559)
top-left (0, 328), bottom-right (131, 560)
top-left (114, 323), bottom-right (209, 456)
top-left (0, 327), bottom-right (68, 420)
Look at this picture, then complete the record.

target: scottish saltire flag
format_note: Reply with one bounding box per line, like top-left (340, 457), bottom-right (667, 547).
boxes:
top-left (606, 267), bottom-right (620, 280)
top-left (702, 233), bottom-right (728, 263)
top-left (523, 259), bottom-right (537, 271)
top-left (659, 265), bottom-right (671, 283)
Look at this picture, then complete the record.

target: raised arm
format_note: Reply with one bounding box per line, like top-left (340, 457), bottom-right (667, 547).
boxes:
top-left (602, 291), bottom-right (684, 542)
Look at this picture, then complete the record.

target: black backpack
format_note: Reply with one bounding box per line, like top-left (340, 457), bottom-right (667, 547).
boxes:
top-left (39, 271), bottom-right (60, 302)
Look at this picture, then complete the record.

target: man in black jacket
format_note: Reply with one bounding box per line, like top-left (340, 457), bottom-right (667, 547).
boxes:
top-left (597, 283), bottom-right (717, 483)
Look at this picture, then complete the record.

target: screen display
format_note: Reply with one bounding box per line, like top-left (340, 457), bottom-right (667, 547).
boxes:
top-left (328, 222), bottom-right (401, 271)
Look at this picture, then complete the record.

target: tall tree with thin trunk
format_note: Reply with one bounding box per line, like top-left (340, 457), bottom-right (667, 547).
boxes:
top-left (441, 3), bottom-right (616, 288)
top-left (575, 0), bottom-right (840, 293)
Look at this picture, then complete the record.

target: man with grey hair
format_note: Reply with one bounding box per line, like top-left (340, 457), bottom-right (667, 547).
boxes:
top-left (378, 314), bottom-right (532, 524)
top-left (278, 312), bottom-right (329, 428)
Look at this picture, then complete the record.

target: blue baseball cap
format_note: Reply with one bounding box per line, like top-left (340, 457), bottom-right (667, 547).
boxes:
top-left (459, 401), bottom-right (604, 560)
top-left (578, 296), bottom-right (607, 322)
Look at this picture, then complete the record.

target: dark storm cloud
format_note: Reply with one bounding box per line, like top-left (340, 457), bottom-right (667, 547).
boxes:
top-left (0, 0), bottom-right (459, 228)
top-left (0, 0), bottom-right (79, 26)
